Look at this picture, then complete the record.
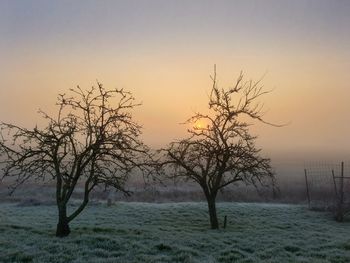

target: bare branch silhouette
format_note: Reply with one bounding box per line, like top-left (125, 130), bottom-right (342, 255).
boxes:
top-left (159, 67), bottom-right (278, 229)
top-left (0, 82), bottom-right (150, 237)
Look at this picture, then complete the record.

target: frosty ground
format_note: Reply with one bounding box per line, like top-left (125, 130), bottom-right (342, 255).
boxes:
top-left (0, 202), bottom-right (349, 263)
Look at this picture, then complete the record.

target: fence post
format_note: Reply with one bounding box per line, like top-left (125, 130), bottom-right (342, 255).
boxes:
top-left (304, 169), bottom-right (311, 208)
top-left (335, 162), bottom-right (345, 222)
top-left (341, 161), bottom-right (344, 203)
top-left (332, 169), bottom-right (338, 196)
top-left (223, 215), bottom-right (227, 229)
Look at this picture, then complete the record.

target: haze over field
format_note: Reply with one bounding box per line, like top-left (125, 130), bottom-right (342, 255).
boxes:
top-left (1, 0), bottom-right (350, 174)
top-left (2, 3), bottom-right (350, 262)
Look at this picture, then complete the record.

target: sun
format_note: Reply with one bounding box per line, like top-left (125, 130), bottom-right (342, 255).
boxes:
top-left (193, 121), bottom-right (206, 130)
top-left (194, 123), bottom-right (202, 129)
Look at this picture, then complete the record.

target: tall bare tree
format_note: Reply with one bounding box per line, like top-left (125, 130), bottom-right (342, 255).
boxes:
top-left (161, 67), bottom-right (278, 229)
top-left (0, 83), bottom-right (149, 237)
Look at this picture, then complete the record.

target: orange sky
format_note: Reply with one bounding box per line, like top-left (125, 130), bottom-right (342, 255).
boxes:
top-left (1, 0), bottom-right (350, 163)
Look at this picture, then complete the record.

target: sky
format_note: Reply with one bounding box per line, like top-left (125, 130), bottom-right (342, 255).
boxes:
top-left (1, 0), bottom-right (350, 169)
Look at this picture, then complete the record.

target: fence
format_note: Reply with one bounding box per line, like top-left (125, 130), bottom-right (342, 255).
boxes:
top-left (304, 161), bottom-right (350, 221)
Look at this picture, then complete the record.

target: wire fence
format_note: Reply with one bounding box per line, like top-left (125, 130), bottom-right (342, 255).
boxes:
top-left (304, 161), bottom-right (350, 220)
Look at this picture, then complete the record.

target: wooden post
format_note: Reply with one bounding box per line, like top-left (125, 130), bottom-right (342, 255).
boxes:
top-left (332, 170), bottom-right (338, 198)
top-left (335, 162), bottom-right (345, 222)
top-left (332, 169), bottom-right (338, 198)
top-left (332, 169), bottom-right (339, 216)
top-left (340, 162), bottom-right (344, 204)
top-left (223, 215), bottom-right (227, 229)
top-left (304, 169), bottom-right (311, 208)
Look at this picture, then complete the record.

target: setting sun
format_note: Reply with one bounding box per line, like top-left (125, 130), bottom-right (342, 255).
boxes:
top-left (193, 120), bottom-right (207, 130)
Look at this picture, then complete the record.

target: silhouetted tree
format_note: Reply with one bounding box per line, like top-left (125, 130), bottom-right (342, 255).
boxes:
top-left (0, 83), bottom-right (149, 237)
top-left (161, 67), bottom-right (277, 229)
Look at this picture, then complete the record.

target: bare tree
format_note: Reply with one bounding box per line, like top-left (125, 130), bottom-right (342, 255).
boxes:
top-left (0, 83), bottom-right (149, 237)
top-left (161, 67), bottom-right (278, 229)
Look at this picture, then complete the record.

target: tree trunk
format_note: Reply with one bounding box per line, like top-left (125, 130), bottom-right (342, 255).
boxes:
top-left (56, 205), bottom-right (70, 237)
top-left (207, 195), bottom-right (219, 229)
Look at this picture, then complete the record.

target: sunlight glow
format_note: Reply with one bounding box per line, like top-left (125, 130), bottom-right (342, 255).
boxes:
top-left (193, 120), bottom-right (206, 130)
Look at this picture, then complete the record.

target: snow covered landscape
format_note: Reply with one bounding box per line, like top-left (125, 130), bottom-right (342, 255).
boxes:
top-left (1, 202), bottom-right (349, 262)
top-left (1, 1), bottom-right (350, 262)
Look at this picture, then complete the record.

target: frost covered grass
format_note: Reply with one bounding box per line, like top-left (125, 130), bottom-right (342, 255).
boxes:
top-left (0, 202), bottom-right (350, 262)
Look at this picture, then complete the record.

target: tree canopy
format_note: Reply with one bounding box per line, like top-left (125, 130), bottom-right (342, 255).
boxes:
top-left (161, 68), bottom-right (278, 228)
top-left (0, 83), bottom-right (150, 236)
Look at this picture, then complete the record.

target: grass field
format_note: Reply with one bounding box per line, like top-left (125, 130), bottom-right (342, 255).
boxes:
top-left (0, 202), bottom-right (350, 263)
